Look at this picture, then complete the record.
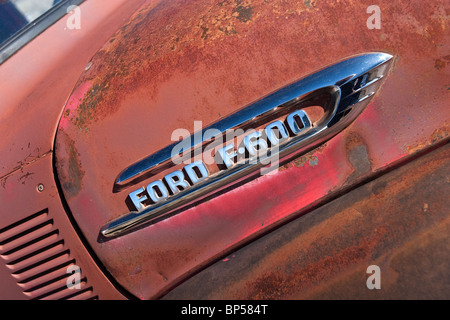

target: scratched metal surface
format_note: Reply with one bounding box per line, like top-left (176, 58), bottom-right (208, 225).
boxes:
top-left (53, 0), bottom-right (449, 298)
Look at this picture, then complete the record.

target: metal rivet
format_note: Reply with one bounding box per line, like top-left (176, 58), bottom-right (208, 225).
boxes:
top-left (37, 183), bottom-right (45, 192)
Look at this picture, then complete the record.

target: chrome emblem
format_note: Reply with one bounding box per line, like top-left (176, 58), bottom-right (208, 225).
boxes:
top-left (101, 53), bottom-right (393, 238)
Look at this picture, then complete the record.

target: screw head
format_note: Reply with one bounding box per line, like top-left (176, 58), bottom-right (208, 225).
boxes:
top-left (37, 183), bottom-right (44, 192)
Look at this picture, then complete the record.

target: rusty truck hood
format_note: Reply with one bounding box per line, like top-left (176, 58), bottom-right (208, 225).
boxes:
top-left (54, 0), bottom-right (449, 299)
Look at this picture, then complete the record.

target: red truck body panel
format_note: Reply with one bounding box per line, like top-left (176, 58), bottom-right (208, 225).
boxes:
top-left (1, 0), bottom-right (448, 299)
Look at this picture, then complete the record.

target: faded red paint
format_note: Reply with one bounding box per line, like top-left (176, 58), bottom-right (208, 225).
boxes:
top-left (52, 0), bottom-right (449, 299)
top-left (164, 143), bottom-right (450, 299)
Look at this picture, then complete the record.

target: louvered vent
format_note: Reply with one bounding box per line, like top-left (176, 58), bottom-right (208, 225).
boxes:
top-left (0, 209), bottom-right (97, 300)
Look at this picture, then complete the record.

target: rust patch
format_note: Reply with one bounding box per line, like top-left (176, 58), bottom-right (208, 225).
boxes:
top-left (291, 154), bottom-right (319, 168)
top-left (55, 131), bottom-right (85, 198)
top-left (245, 245), bottom-right (372, 299)
top-left (65, 141), bottom-right (85, 198)
top-left (429, 125), bottom-right (450, 144)
top-left (198, 0), bottom-right (254, 39)
top-left (63, 0), bottom-right (327, 132)
top-left (62, 0), bottom-right (449, 134)
top-left (344, 132), bottom-right (372, 185)
top-left (303, 0), bottom-right (313, 9)
top-left (279, 143), bottom-right (326, 171)
top-left (434, 55), bottom-right (450, 70)
top-left (70, 82), bottom-right (110, 133)
top-left (405, 122), bottom-right (450, 154)
top-left (231, 0), bottom-right (253, 23)
top-left (66, 0), bottom-right (260, 131)
top-left (163, 143), bottom-right (450, 300)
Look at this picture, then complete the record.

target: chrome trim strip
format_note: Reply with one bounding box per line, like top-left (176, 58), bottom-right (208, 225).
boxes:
top-left (102, 53), bottom-right (393, 238)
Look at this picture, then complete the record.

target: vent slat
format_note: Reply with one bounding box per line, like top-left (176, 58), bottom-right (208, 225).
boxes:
top-left (64, 287), bottom-right (97, 300)
top-left (23, 272), bottom-right (71, 294)
top-left (42, 285), bottom-right (94, 300)
top-left (0, 232), bottom-right (60, 259)
top-left (0, 210), bottom-right (95, 300)
top-left (0, 225), bottom-right (56, 254)
top-left (30, 279), bottom-right (88, 300)
top-left (17, 262), bottom-right (76, 291)
top-left (0, 210), bottom-right (48, 242)
top-left (0, 220), bottom-right (54, 246)
top-left (5, 240), bottom-right (65, 267)
top-left (12, 250), bottom-right (70, 276)
top-left (12, 255), bottom-right (73, 282)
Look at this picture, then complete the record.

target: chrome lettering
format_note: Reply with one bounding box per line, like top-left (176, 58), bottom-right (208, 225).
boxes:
top-left (129, 161), bottom-right (209, 212)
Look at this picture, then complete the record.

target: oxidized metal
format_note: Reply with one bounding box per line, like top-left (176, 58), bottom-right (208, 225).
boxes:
top-left (163, 142), bottom-right (450, 300)
top-left (52, 0), bottom-right (449, 299)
